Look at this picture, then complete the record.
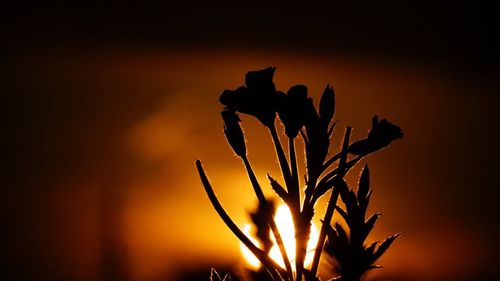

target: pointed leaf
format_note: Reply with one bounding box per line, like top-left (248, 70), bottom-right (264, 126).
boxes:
top-left (335, 222), bottom-right (349, 245)
top-left (360, 189), bottom-right (373, 218)
top-left (357, 165), bottom-right (370, 202)
top-left (268, 174), bottom-right (288, 203)
top-left (362, 213), bottom-right (381, 241)
top-left (340, 187), bottom-right (357, 215)
top-left (319, 84), bottom-right (335, 124)
top-left (371, 233), bottom-right (401, 263)
top-left (365, 240), bottom-right (379, 257)
top-left (311, 178), bottom-right (335, 203)
top-left (325, 223), bottom-right (349, 263)
top-left (335, 206), bottom-right (349, 222)
top-left (327, 121), bottom-right (337, 139)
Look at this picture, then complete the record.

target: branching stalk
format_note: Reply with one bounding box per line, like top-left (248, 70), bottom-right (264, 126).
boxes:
top-left (309, 156), bottom-right (364, 207)
top-left (310, 126), bottom-right (351, 277)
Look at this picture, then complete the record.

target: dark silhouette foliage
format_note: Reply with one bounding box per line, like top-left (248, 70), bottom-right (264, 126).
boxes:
top-left (197, 67), bottom-right (403, 281)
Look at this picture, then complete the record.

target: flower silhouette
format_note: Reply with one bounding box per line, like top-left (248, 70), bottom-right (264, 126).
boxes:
top-left (349, 116), bottom-right (403, 156)
top-left (219, 67), bottom-right (284, 127)
top-left (277, 85), bottom-right (311, 138)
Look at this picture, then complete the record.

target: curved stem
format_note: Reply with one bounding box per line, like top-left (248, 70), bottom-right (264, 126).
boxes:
top-left (196, 160), bottom-right (285, 281)
top-left (242, 156), bottom-right (294, 281)
top-left (310, 126), bottom-right (351, 277)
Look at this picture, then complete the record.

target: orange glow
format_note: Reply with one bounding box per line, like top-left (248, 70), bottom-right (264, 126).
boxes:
top-left (240, 204), bottom-right (319, 269)
top-left (6, 48), bottom-right (496, 281)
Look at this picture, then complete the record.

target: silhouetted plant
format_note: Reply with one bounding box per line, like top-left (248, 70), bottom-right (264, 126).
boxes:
top-left (196, 67), bottom-right (403, 281)
top-left (324, 165), bottom-right (401, 281)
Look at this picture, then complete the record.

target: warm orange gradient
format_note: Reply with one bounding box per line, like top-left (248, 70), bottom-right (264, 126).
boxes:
top-left (2, 47), bottom-right (498, 281)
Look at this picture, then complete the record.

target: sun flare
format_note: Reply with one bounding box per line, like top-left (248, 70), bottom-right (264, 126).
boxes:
top-left (240, 203), bottom-right (319, 269)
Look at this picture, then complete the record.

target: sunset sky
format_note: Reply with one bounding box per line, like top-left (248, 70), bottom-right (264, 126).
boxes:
top-left (1, 2), bottom-right (499, 281)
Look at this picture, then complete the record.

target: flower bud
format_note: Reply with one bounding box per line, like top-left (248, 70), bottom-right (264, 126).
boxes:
top-left (319, 84), bottom-right (335, 124)
top-left (349, 116), bottom-right (403, 156)
top-left (221, 109), bottom-right (246, 157)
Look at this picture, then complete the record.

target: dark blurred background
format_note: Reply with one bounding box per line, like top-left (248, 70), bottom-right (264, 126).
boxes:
top-left (1, 1), bottom-right (499, 281)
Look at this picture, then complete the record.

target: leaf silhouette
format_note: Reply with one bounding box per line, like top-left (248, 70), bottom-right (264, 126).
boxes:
top-left (268, 174), bottom-right (289, 203)
top-left (319, 84), bottom-right (335, 125)
top-left (371, 233), bottom-right (402, 263)
top-left (357, 165), bottom-right (369, 203)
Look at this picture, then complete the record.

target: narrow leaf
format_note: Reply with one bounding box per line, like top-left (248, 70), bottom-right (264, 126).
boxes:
top-left (371, 233), bottom-right (402, 263)
top-left (357, 165), bottom-right (370, 202)
top-left (311, 178), bottom-right (335, 203)
top-left (365, 240), bottom-right (379, 257)
top-left (268, 174), bottom-right (289, 202)
top-left (335, 222), bottom-right (349, 245)
top-left (335, 206), bottom-right (349, 222)
top-left (340, 188), bottom-right (357, 215)
top-left (319, 84), bottom-right (335, 124)
top-left (362, 213), bottom-right (381, 241)
top-left (327, 121), bottom-right (337, 139)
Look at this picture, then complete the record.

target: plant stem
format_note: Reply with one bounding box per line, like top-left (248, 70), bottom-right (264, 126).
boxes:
top-left (289, 137), bottom-right (305, 281)
top-left (269, 124), bottom-right (293, 194)
top-left (294, 216), bottom-right (309, 281)
top-left (242, 156), bottom-right (294, 281)
top-left (289, 137), bottom-right (300, 210)
top-left (196, 160), bottom-right (285, 281)
top-left (310, 126), bottom-right (351, 277)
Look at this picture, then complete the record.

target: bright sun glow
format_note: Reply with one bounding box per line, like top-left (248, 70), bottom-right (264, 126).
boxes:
top-left (240, 203), bottom-right (319, 269)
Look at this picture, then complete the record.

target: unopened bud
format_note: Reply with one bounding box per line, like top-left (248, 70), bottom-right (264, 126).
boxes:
top-left (221, 109), bottom-right (246, 157)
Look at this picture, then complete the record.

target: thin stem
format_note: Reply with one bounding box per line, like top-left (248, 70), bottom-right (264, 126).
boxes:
top-left (294, 216), bottom-right (309, 281)
top-left (269, 124), bottom-right (293, 194)
top-left (310, 126), bottom-right (351, 277)
top-left (196, 160), bottom-right (285, 281)
top-left (289, 137), bottom-right (304, 281)
top-left (311, 188), bottom-right (340, 275)
top-left (242, 156), bottom-right (294, 281)
top-left (289, 137), bottom-right (300, 210)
